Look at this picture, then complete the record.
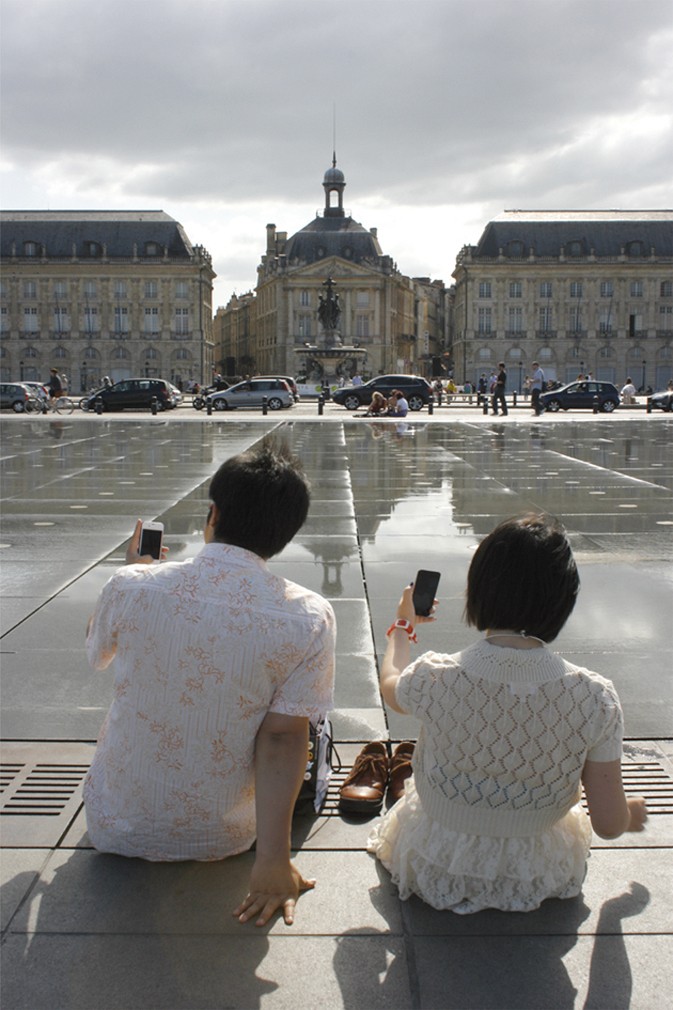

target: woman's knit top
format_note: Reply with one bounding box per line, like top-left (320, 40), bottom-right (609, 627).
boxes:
top-left (396, 639), bottom-right (623, 838)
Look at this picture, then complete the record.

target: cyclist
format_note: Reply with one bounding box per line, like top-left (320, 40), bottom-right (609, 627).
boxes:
top-left (47, 368), bottom-right (63, 405)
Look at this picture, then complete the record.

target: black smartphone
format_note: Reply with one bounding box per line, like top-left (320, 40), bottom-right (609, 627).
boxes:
top-left (412, 569), bottom-right (441, 617)
top-left (139, 521), bottom-right (164, 561)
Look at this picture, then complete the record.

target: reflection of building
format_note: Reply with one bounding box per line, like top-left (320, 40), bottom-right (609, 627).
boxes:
top-left (214, 160), bottom-right (448, 380)
top-left (0, 211), bottom-right (215, 389)
top-left (452, 211), bottom-right (673, 391)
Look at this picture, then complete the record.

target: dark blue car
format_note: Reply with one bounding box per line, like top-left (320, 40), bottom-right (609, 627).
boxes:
top-left (540, 380), bottom-right (620, 413)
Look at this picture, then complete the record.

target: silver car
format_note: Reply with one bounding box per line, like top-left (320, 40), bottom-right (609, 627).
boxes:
top-left (208, 378), bottom-right (293, 411)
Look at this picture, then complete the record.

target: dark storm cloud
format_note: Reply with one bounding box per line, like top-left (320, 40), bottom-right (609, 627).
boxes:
top-left (2, 0), bottom-right (672, 209)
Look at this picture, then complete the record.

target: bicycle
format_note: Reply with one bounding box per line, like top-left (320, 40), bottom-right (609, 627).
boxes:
top-left (26, 394), bottom-right (75, 415)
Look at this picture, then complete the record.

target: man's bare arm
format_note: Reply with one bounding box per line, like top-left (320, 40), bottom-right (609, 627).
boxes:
top-left (233, 711), bottom-right (315, 927)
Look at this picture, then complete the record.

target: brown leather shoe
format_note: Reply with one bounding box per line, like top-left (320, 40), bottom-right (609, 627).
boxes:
top-left (387, 741), bottom-right (415, 804)
top-left (339, 741), bottom-right (389, 814)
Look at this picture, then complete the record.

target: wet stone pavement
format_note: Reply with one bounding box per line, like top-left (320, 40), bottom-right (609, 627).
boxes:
top-left (1, 414), bottom-right (672, 1010)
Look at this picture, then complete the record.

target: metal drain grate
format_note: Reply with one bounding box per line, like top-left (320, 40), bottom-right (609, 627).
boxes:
top-left (0, 742), bottom-right (95, 847)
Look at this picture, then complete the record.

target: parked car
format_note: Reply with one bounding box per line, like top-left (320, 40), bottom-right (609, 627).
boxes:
top-left (649, 388), bottom-right (673, 412)
top-left (331, 374), bottom-right (433, 411)
top-left (540, 380), bottom-right (621, 413)
top-left (207, 378), bottom-right (293, 411)
top-left (253, 375), bottom-right (300, 402)
top-left (22, 381), bottom-right (49, 400)
top-left (79, 378), bottom-right (179, 412)
top-left (0, 382), bottom-right (35, 412)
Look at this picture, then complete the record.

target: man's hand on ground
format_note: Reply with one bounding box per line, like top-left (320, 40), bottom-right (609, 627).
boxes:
top-left (232, 857), bottom-right (316, 927)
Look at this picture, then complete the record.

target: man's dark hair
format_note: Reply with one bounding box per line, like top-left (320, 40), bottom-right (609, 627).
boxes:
top-left (465, 513), bottom-right (579, 642)
top-left (208, 439), bottom-right (310, 559)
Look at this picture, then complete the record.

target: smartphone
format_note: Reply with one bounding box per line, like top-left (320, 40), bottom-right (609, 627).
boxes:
top-left (412, 569), bottom-right (441, 617)
top-left (139, 521), bottom-right (164, 561)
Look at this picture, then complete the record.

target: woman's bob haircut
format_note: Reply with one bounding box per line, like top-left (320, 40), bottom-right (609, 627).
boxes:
top-left (465, 513), bottom-right (579, 643)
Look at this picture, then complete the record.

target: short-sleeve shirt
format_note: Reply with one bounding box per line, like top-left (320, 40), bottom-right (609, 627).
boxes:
top-left (395, 640), bottom-right (623, 838)
top-left (83, 543), bottom-right (336, 860)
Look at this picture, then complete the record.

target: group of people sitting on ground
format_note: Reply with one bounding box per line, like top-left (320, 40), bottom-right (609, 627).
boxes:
top-left (83, 439), bottom-right (647, 928)
top-left (362, 389), bottom-right (409, 417)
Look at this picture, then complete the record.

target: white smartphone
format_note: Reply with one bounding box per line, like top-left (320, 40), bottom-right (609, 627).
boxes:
top-left (139, 521), bottom-right (164, 561)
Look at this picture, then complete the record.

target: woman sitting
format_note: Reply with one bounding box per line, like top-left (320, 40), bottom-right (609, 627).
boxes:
top-left (364, 391), bottom-right (388, 416)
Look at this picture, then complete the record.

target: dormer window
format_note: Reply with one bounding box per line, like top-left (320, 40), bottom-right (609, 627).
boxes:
top-left (506, 240), bottom-right (525, 258)
top-left (84, 241), bottom-right (102, 258)
top-left (567, 240), bottom-right (584, 257)
top-left (24, 241), bottom-right (38, 257)
top-left (626, 241), bottom-right (645, 258)
top-left (145, 242), bottom-right (160, 257)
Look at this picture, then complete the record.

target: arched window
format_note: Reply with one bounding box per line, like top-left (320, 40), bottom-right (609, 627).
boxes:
top-left (53, 346), bottom-right (68, 360)
top-left (144, 347), bottom-right (159, 360)
top-left (478, 347), bottom-right (493, 361)
top-left (112, 346), bottom-right (130, 360)
top-left (598, 345), bottom-right (614, 359)
top-left (174, 348), bottom-right (191, 361)
top-left (84, 346), bottom-right (100, 360)
top-left (538, 346), bottom-right (553, 361)
top-left (23, 345), bottom-right (39, 358)
top-left (507, 347), bottom-right (524, 361)
top-left (627, 346), bottom-right (644, 361)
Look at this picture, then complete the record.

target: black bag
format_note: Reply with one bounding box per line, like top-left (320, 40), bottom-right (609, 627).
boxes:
top-left (294, 717), bottom-right (338, 815)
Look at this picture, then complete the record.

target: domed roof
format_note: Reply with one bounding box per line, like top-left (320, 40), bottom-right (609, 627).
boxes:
top-left (284, 215), bottom-right (382, 265)
top-left (323, 165), bottom-right (345, 185)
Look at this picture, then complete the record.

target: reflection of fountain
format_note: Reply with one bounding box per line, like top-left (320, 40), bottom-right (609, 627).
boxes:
top-left (295, 276), bottom-right (368, 390)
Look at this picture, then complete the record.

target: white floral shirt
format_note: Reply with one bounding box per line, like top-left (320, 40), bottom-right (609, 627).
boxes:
top-left (83, 543), bottom-right (335, 861)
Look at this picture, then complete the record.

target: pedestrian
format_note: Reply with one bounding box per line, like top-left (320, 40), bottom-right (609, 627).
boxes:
top-left (530, 360), bottom-right (546, 415)
top-left (477, 373), bottom-right (488, 407)
top-left (491, 362), bottom-right (508, 415)
top-left (352, 372), bottom-right (363, 386)
top-left (368, 513), bottom-right (647, 913)
top-left (84, 440), bottom-right (336, 927)
top-left (620, 378), bottom-right (637, 405)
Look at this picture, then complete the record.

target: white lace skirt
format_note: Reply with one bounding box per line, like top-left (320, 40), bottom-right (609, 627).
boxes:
top-left (367, 779), bottom-right (593, 914)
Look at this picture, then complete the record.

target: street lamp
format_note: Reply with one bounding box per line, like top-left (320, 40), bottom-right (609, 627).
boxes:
top-left (20, 359), bottom-right (24, 381)
top-left (642, 359), bottom-right (646, 392)
top-left (518, 360), bottom-right (523, 393)
top-left (81, 360), bottom-right (86, 392)
top-left (145, 360), bottom-right (149, 378)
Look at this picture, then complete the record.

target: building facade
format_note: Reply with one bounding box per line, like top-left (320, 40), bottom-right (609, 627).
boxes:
top-left (0, 211), bottom-right (215, 390)
top-left (451, 210), bottom-right (673, 392)
top-left (213, 162), bottom-right (448, 382)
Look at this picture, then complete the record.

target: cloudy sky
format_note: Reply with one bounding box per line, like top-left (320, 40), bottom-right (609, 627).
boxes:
top-left (1, 0), bottom-right (672, 307)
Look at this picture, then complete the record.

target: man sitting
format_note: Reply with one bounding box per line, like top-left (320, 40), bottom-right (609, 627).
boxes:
top-left (387, 390), bottom-right (409, 417)
top-left (84, 441), bottom-right (335, 927)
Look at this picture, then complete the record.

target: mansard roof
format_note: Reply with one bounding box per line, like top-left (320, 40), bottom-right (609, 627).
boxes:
top-left (0, 210), bottom-right (195, 259)
top-left (285, 214), bottom-right (383, 266)
top-left (474, 210), bottom-right (673, 259)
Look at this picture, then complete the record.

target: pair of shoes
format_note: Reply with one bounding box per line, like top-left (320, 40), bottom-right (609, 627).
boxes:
top-left (338, 741), bottom-right (415, 814)
top-left (387, 741), bottom-right (415, 804)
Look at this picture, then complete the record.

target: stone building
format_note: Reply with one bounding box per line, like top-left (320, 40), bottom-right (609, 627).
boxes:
top-left (451, 210), bottom-right (673, 392)
top-left (0, 211), bottom-right (215, 390)
top-left (213, 160), bottom-right (448, 383)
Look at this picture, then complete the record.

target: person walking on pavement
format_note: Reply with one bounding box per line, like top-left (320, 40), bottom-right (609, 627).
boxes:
top-left (531, 361), bottom-right (546, 415)
top-left (492, 362), bottom-right (508, 416)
